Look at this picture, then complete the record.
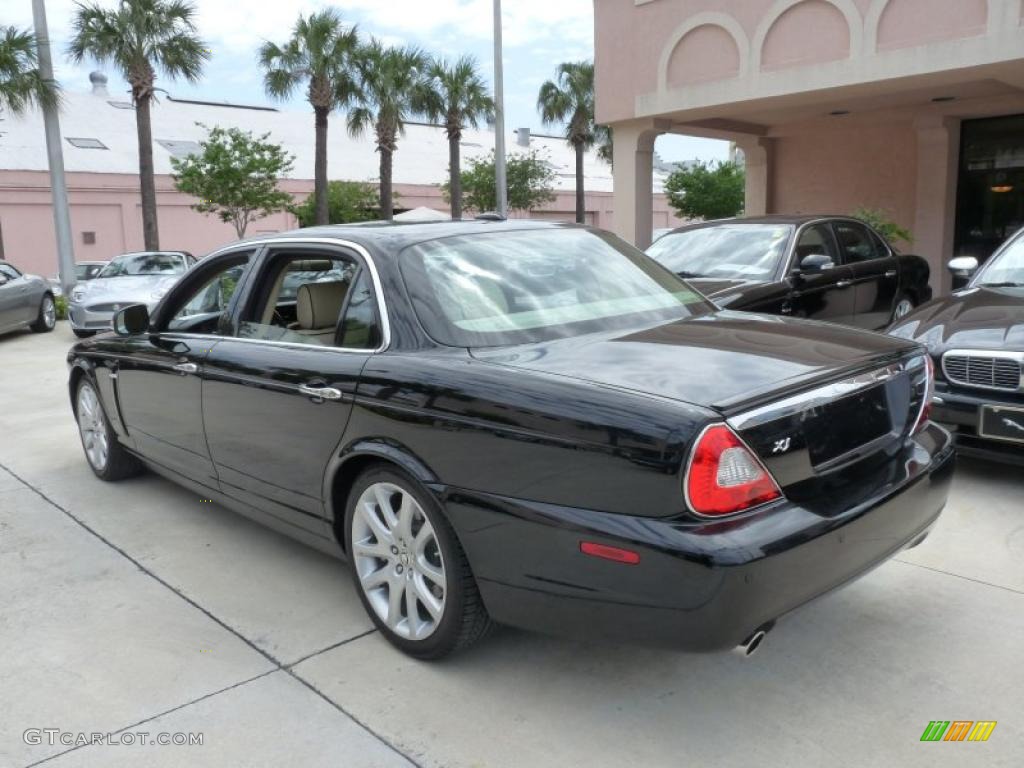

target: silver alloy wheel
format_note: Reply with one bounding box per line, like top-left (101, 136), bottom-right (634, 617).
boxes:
top-left (894, 298), bottom-right (914, 320)
top-left (42, 296), bottom-right (56, 329)
top-left (77, 383), bottom-right (109, 471)
top-left (351, 481), bottom-right (446, 640)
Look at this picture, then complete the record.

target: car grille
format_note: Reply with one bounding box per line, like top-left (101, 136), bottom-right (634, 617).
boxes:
top-left (85, 302), bottom-right (124, 313)
top-left (942, 353), bottom-right (1022, 392)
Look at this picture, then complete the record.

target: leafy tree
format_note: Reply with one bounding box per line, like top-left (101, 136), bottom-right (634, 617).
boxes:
top-left (348, 41), bottom-right (431, 222)
top-left (421, 55), bottom-right (493, 220)
top-left (171, 124), bottom-right (295, 238)
top-left (0, 26), bottom-right (60, 116)
top-left (69, 0), bottom-right (209, 251)
top-left (852, 207), bottom-right (914, 246)
top-left (443, 150), bottom-right (555, 214)
top-left (595, 123), bottom-right (612, 166)
top-left (664, 160), bottom-right (745, 220)
top-left (292, 180), bottom-right (382, 227)
top-left (259, 10), bottom-right (361, 227)
top-left (537, 61), bottom-right (596, 224)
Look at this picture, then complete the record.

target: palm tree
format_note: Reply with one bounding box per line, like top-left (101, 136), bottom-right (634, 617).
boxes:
top-left (0, 26), bottom-right (60, 117)
top-left (259, 10), bottom-right (360, 227)
top-left (422, 56), bottom-right (493, 220)
top-left (69, 0), bottom-right (208, 251)
top-left (348, 41), bottom-right (430, 222)
top-left (537, 61), bottom-right (597, 224)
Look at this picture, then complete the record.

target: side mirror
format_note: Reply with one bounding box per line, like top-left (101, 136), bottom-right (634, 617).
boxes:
top-left (948, 256), bottom-right (979, 289)
top-left (0, 275), bottom-right (7, 286)
top-left (112, 303), bottom-right (150, 336)
top-left (797, 253), bottom-right (835, 274)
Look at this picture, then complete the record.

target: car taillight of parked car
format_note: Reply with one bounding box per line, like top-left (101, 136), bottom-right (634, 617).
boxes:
top-left (912, 355), bottom-right (935, 435)
top-left (685, 424), bottom-right (782, 517)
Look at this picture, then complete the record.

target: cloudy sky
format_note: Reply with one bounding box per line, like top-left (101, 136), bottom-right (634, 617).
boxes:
top-left (10, 0), bottom-right (727, 164)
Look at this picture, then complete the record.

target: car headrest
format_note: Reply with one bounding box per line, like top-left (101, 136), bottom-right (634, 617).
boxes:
top-left (296, 281), bottom-right (349, 330)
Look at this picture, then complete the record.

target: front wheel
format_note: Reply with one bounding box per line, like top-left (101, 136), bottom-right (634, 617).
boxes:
top-left (892, 294), bottom-right (916, 322)
top-left (344, 466), bottom-right (492, 659)
top-left (30, 294), bottom-right (56, 333)
top-left (75, 379), bottom-right (142, 481)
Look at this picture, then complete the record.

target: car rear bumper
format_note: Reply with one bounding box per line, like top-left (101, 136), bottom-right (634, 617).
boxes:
top-left (440, 422), bottom-right (955, 650)
top-left (932, 382), bottom-right (1024, 465)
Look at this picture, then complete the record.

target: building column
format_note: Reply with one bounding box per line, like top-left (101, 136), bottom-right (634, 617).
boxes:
top-left (736, 137), bottom-right (774, 216)
top-left (612, 119), bottom-right (666, 248)
top-left (914, 116), bottom-right (960, 295)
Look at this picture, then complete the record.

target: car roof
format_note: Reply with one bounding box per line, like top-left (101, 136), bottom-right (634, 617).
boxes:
top-left (225, 219), bottom-right (585, 254)
top-left (667, 214), bottom-right (868, 233)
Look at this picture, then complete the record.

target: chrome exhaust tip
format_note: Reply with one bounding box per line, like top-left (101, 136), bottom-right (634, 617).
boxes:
top-left (732, 621), bottom-right (774, 658)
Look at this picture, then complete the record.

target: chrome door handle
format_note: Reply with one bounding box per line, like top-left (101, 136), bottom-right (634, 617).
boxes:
top-left (298, 384), bottom-right (342, 401)
top-left (173, 362), bottom-right (198, 374)
top-left (884, 270), bottom-right (897, 278)
top-left (836, 280), bottom-right (852, 288)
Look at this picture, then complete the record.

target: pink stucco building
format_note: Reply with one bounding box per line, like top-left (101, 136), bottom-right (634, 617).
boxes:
top-left (0, 79), bottom-right (684, 278)
top-left (597, 0), bottom-right (1024, 292)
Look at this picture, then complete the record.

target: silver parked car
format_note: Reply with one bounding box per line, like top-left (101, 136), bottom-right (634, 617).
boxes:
top-left (48, 260), bottom-right (109, 298)
top-left (69, 251), bottom-right (195, 338)
top-left (0, 260), bottom-right (56, 337)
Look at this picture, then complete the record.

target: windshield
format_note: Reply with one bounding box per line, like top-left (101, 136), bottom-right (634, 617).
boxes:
top-left (99, 253), bottom-right (186, 278)
top-left (400, 228), bottom-right (710, 347)
top-left (646, 224), bottom-right (793, 281)
top-left (974, 232), bottom-right (1024, 286)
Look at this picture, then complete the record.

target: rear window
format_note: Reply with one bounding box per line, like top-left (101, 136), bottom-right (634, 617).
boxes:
top-left (400, 228), bottom-right (710, 347)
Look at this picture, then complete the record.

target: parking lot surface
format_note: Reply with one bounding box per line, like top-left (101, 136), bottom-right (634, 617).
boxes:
top-left (1, 325), bottom-right (1021, 767)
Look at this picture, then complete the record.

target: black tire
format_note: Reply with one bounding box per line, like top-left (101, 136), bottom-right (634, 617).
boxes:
top-left (29, 293), bottom-right (56, 333)
top-left (74, 378), bottom-right (143, 481)
top-left (73, 329), bottom-right (97, 339)
top-left (344, 464), bottom-right (492, 659)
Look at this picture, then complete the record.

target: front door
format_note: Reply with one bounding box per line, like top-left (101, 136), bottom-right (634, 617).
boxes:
top-left (786, 223), bottom-right (856, 324)
top-left (0, 264), bottom-right (30, 329)
top-left (833, 220), bottom-right (900, 330)
top-left (201, 245), bottom-right (383, 534)
top-left (114, 250), bottom-right (255, 487)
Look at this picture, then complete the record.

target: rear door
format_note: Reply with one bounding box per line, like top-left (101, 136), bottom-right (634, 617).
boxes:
top-left (786, 223), bottom-right (856, 325)
top-left (834, 220), bottom-right (900, 330)
top-left (201, 243), bottom-right (384, 534)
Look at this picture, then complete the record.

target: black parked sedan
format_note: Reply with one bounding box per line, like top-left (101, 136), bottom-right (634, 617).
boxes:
top-left (67, 221), bottom-right (953, 658)
top-left (890, 227), bottom-right (1024, 464)
top-left (647, 216), bottom-right (932, 330)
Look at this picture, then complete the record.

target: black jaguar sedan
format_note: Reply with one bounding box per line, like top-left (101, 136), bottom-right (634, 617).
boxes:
top-left (890, 227), bottom-right (1024, 464)
top-left (647, 216), bottom-right (932, 330)
top-left (67, 221), bottom-right (954, 659)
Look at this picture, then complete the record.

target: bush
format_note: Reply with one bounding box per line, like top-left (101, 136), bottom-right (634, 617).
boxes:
top-left (664, 160), bottom-right (745, 221)
top-left (292, 180), bottom-right (382, 227)
top-left (54, 294), bottom-right (68, 321)
top-left (444, 150), bottom-right (556, 213)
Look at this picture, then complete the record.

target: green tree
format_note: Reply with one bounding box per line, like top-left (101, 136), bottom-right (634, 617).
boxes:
top-left (851, 207), bottom-right (914, 246)
top-left (537, 61), bottom-right (596, 224)
top-left (171, 125), bottom-right (295, 238)
top-left (443, 150), bottom-right (555, 214)
top-left (0, 26), bottom-right (60, 116)
top-left (664, 160), bottom-right (745, 220)
top-left (69, 0), bottom-right (209, 251)
top-left (348, 41), bottom-right (431, 222)
top-left (259, 10), bottom-right (361, 227)
top-left (292, 180), bottom-right (382, 227)
top-left (422, 55), bottom-right (493, 220)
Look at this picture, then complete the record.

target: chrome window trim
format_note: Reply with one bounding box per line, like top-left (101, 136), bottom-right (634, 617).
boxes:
top-left (179, 237), bottom-right (391, 355)
top-left (728, 355), bottom-right (926, 432)
top-left (941, 349), bottom-right (1024, 393)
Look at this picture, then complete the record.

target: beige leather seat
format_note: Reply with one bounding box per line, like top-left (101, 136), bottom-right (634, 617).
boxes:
top-left (293, 281), bottom-right (350, 342)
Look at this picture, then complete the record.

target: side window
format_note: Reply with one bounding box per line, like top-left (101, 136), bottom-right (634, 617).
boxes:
top-left (867, 228), bottom-right (892, 258)
top-left (164, 252), bottom-right (252, 333)
top-left (834, 222), bottom-right (877, 263)
top-left (0, 264), bottom-right (22, 280)
top-left (238, 251), bottom-right (359, 347)
top-left (794, 225), bottom-right (838, 264)
top-left (337, 269), bottom-right (381, 349)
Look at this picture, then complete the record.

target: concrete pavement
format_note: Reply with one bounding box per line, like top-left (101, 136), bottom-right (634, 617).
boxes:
top-left (1, 323), bottom-right (1021, 767)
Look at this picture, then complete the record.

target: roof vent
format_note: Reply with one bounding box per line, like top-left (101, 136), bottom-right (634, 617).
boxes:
top-left (516, 127), bottom-right (530, 147)
top-left (89, 71), bottom-right (109, 97)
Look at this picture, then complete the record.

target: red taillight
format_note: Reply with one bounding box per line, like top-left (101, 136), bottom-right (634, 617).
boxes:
top-left (580, 541), bottom-right (641, 564)
top-left (912, 356), bottom-right (935, 434)
top-left (685, 424), bottom-right (781, 517)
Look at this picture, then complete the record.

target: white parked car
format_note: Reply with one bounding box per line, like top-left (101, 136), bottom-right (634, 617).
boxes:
top-left (69, 251), bottom-right (195, 338)
top-left (48, 260), bottom-right (109, 297)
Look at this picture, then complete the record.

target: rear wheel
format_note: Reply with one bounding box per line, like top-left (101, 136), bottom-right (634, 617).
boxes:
top-left (29, 294), bottom-right (56, 333)
top-left (344, 465), bottom-right (492, 659)
top-left (75, 379), bottom-right (142, 481)
top-left (892, 294), bottom-right (915, 322)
